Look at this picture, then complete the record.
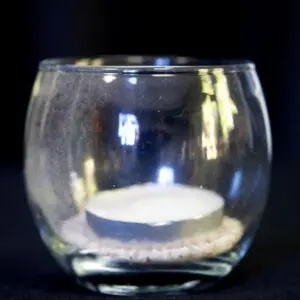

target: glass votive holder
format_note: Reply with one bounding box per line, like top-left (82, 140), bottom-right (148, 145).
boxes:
top-left (25, 56), bottom-right (272, 296)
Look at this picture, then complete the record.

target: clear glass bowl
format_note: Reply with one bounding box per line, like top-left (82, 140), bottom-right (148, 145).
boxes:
top-left (24, 56), bottom-right (272, 296)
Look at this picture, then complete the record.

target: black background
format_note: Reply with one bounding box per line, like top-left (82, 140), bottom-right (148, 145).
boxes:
top-left (2, 0), bottom-right (300, 299)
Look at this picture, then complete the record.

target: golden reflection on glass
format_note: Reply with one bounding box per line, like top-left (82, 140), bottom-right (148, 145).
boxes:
top-left (91, 58), bottom-right (104, 66)
top-left (75, 58), bottom-right (91, 66)
top-left (213, 69), bottom-right (238, 143)
top-left (199, 69), bottom-right (218, 160)
top-left (199, 68), bottom-right (239, 159)
top-left (198, 69), bottom-right (214, 95)
top-left (202, 95), bottom-right (218, 160)
top-left (84, 156), bottom-right (98, 198)
top-left (32, 72), bottom-right (43, 97)
top-left (75, 58), bottom-right (105, 66)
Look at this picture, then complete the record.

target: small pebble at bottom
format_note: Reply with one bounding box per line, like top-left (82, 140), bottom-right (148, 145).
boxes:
top-left (60, 214), bottom-right (244, 263)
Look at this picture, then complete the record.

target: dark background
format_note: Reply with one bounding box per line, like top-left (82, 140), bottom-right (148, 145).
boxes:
top-left (2, 0), bottom-right (300, 299)
top-left (11, 0), bottom-right (300, 165)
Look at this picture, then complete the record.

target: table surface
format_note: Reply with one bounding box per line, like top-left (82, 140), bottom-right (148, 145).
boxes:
top-left (0, 160), bottom-right (299, 300)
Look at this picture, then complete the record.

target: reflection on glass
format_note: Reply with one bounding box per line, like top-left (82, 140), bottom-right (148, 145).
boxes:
top-left (32, 72), bottom-right (43, 97)
top-left (70, 171), bottom-right (86, 211)
top-left (70, 157), bottom-right (98, 210)
top-left (199, 69), bottom-right (214, 95)
top-left (75, 58), bottom-right (104, 66)
top-left (213, 69), bottom-right (238, 143)
top-left (103, 74), bottom-right (116, 83)
top-left (199, 69), bottom-right (218, 160)
top-left (199, 68), bottom-right (239, 159)
top-left (155, 57), bottom-right (170, 66)
top-left (75, 58), bottom-right (90, 66)
top-left (128, 77), bottom-right (137, 85)
top-left (84, 157), bottom-right (97, 197)
top-left (157, 166), bottom-right (174, 184)
top-left (202, 95), bottom-right (218, 160)
top-left (181, 141), bottom-right (187, 160)
top-left (228, 169), bottom-right (243, 198)
top-left (92, 58), bottom-right (104, 66)
top-left (152, 74), bottom-right (175, 77)
top-left (118, 113), bottom-right (139, 146)
top-left (127, 56), bottom-right (144, 64)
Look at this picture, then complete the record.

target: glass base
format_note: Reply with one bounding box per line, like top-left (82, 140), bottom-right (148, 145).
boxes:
top-left (34, 206), bottom-right (255, 296)
top-left (77, 278), bottom-right (204, 296)
top-left (65, 238), bottom-right (251, 296)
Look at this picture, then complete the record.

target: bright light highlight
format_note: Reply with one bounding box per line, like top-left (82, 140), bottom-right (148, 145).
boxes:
top-left (157, 166), bottom-right (174, 184)
top-left (128, 77), bottom-right (137, 85)
top-left (103, 74), bottom-right (116, 83)
top-left (118, 113), bottom-right (139, 146)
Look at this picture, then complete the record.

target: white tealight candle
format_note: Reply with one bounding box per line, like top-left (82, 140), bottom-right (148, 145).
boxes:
top-left (85, 183), bottom-right (225, 242)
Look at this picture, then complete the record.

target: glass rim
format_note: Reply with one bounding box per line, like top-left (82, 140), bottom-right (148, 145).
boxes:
top-left (39, 55), bottom-right (255, 74)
